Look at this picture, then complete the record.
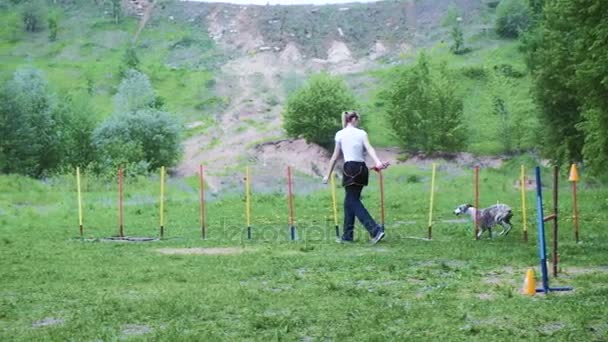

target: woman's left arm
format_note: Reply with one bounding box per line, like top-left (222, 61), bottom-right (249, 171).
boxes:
top-left (323, 142), bottom-right (341, 183)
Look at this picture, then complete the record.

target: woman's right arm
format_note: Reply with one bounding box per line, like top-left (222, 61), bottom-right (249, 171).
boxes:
top-left (363, 135), bottom-right (388, 170)
top-left (323, 142), bottom-right (341, 183)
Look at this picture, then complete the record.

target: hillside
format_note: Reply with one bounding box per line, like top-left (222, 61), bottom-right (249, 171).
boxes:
top-left (151, 0), bottom-right (501, 184)
top-left (0, 0), bottom-right (525, 187)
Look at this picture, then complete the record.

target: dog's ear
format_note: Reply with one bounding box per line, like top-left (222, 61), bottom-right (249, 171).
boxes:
top-left (466, 204), bottom-right (473, 209)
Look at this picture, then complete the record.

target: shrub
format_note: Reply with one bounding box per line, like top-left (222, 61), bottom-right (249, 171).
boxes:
top-left (495, 0), bottom-right (532, 38)
top-left (21, 0), bottom-right (46, 32)
top-left (0, 68), bottom-right (60, 177)
top-left (114, 69), bottom-right (155, 113)
top-left (384, 52), bottom-right (466, 154)
top-left (283, 73), bottom-right (357, 148)
top-left (54, 93), bottom-right (98, 169)
top-left (0, 12), bottom-right (22, 43)
top-left (461, 66), bottom-right (487, 80)
top-left (93, 109), bottom-right (183, 172)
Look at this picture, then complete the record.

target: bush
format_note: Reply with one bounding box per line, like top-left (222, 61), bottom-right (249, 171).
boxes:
top-left (493, 63), bottom-right (525, 78)
top-left (114, 69), bottom-right (156, 113)
top-left (495, 0), bottom-right (531, 38)
top-left (0, 12), bottom-right (22, 43)
top-left (54, 93), bottom-right (98, 169)
top-left (461, 66), bottom-right (487, 80)
top-left (0, 68), bottom-right (61, 177)
top-left (384, 52), bottom-right (467, 154)
top-left (282, 73), bottom-right (357, 148)
top-left (21, 0), bottom-right (46, 32)
top-left (93, 109), bottom-right (183, 172)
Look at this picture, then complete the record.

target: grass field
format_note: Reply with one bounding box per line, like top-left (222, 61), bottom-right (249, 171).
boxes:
top-left (1, 161), bottom-right (607, 340)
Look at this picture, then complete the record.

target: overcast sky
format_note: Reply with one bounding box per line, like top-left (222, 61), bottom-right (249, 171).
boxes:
top-left (183, 0), bottom-right (380, 5)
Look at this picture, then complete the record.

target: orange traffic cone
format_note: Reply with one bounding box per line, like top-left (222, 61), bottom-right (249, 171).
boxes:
top-left (522, 268), bottom-right (536, 295)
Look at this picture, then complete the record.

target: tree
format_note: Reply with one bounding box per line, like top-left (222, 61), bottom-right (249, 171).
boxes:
top-left (450, 19), bottom-right (467, 55)
top-left (122, 46), bottom-right (140, 71)
top-left (495, 0), bottom-right (532, 38)
top-left (93, 109), bottom-right (183, 172)
top-left (384, 52), bottom-right (466, 154)
top-left (0, 68), bottom-right (61, 177)
top-left (109, 0), bottom-right (121, 24)
top-left (54, 93), bottom-right (98, 169)
top-left (21, 0), bottom-right (46, 32)
top-left (487, 72), bottom-right (539, 154)
top-left (93, 69), bottom-right (183, 173)
top-left (0, 12), bottom-right (22, 43)
top-left (283, 73), bottom-right (357, 148)
top-left (47, 11), bottom-right (59, 41)
top-left (114, 69), bottom-right (156, 113)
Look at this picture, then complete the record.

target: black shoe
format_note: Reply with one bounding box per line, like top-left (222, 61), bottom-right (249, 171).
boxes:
top-left (370, 230), bottom-right (385, 244)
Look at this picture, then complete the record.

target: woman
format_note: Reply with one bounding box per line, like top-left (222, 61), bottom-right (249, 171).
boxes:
top-left (323, 111), bottom-right (389, 244)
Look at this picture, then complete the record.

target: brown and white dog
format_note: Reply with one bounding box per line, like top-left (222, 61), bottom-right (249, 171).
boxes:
top-left (454, 203), bottom-right (513, 238)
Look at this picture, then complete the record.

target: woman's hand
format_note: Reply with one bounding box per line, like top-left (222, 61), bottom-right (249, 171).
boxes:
top-left (374, 161), bottom-right (390, 171)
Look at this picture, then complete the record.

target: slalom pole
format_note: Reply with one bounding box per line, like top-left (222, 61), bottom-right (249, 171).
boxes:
top-left (245, 166), bottom-right (252, 240)
top-left (520, 165), bottom-right (528, 242)
top-left (76, 167), bottom-right (84, 238)
top-left (371, 164), bottom-right (389, 232)
top-left (330, 171), bottom-right (340, 238)
top-left (118, 167), bottom-right (124, 237)
top-left (378, 170), bottom-right (385, 229)
top-left (199, 165), bottom-right (206, 239)
top-left (551, 166), bottom-right (559, 277)
top-left (287, 166), bottom-right (296, 241)
top-left (427, 163), bottom-right (436, 240)
top-left (474, 166), bottom-right (480, 240)
top-left (568, 164), bottom-right (580, 242)
top-left (534, 166), bottom-right (573, 294)
top-left (159, 166), bottom-right (165, 239)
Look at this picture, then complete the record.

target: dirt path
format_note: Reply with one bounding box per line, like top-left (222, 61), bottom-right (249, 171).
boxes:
top-left (132, 0), bottom-right (156, 43)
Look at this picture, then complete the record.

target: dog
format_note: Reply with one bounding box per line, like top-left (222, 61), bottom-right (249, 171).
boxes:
top-left (454, 203), bottom-right (513, 238)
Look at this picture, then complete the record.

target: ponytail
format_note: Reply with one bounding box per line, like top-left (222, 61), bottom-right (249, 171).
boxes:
top-left (342, 111), bottom-right (360, 128)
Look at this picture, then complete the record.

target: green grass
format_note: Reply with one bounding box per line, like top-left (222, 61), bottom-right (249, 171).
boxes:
top-left (1, 163), bottom-right (607, 340)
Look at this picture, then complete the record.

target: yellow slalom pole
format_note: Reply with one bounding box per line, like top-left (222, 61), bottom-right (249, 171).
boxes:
top-left (427, 163), bottom-right (436, 239)
top-left (76, 167), bottom-right (83, 237)
top-left (160, 166), bottom-right (165, 239)
top-left (246, 166), bottom-right (252, 240)
top-left (330, 171), bottom-right (339, 238)
top-left (520, 165), bottom-right (528, 242)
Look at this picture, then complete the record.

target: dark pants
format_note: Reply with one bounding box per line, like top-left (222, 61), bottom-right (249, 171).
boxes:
top-left (342, 185), bottom-right (381, 241)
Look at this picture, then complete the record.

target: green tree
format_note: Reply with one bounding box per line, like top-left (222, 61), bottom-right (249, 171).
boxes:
top-left (47, 10), bottom-right (61, 42)
top-left (114, 69), bottom-right (156, 113)
top-left (486, 72), bottom-right (539, 154)
top-left (54, 93), bottom-right (98, 169)
top-left (122, 46), bottom-right (140, 70)
top-left (527, 0), bottom-right (608, 175)
top-left (21, 0), bottom-right (46, 32)
top-left (0, 68), bottom-right (61, 177)
top-left (495, 0), bottom-right (531, 38)
top-left (566, 0), bottom-right (608, 175)
top-left (92, 69), bottom-right (183, 173)
top-left (92, 109), bottom-right (183, 172)
top-left (1, 12), bottom-right (22, 43)
top-left (384, 52), bottom-right (466, 154)
top-left (283, 73), bottom-right (357, 148)
top-left (109, 0), bottom-right (121, 24)
top-left (450, 19), bottom-right (466, 55)
top-left (47, 13), bottom-right (57, 41)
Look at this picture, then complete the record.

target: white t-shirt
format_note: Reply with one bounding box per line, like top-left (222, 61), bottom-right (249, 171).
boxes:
top-left (335, 126), bottom-right (367, 162)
